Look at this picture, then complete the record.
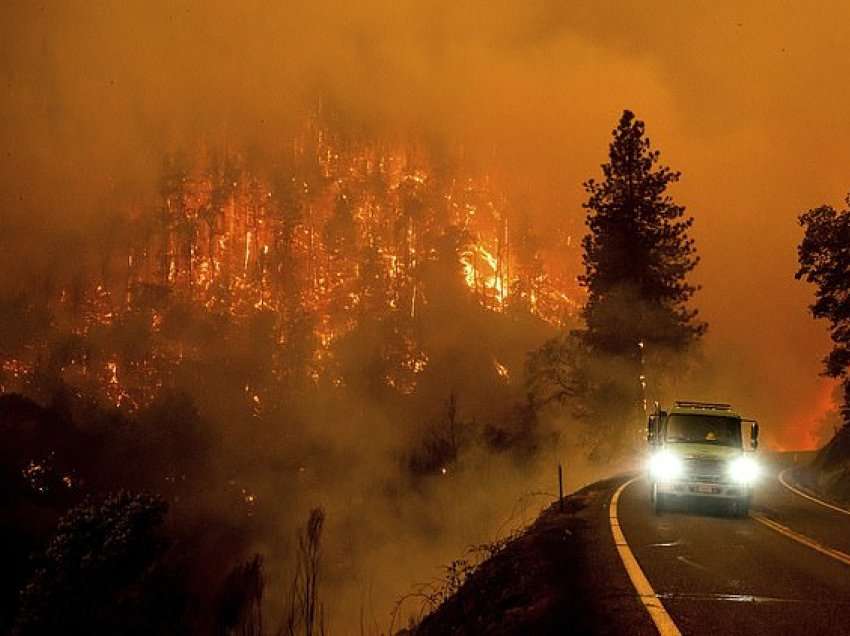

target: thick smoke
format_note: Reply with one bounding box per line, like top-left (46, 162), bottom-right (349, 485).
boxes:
top-left (2, 1), bottom-right (849, 628)
top-left (3, 1), bottom-right (847, 445)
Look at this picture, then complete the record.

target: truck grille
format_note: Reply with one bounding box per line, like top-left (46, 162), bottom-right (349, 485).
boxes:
top-left (683, 457), bottom-right (727, 483)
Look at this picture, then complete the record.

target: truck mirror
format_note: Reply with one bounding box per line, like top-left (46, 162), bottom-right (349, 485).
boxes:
top-left (751, 421), bottom-right (759, 450)
top-left (647, 416), bottom-right (658, 443)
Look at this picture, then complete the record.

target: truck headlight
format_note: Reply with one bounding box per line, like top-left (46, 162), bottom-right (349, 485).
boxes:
top-left (649, 451), bottom-right (683, 481)
top-left (728, 456), bottom-right (760, 483)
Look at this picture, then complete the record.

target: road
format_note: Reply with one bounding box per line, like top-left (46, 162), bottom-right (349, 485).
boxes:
top-left (614, 454), bottom-right (850, 635)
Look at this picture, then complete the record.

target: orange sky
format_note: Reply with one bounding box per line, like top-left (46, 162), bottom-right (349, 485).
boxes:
top-left (3, 1), bottom-right (849, 447)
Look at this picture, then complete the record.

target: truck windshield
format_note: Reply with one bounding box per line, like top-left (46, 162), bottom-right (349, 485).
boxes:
top-left (665, 415), bottom-right (742, 447)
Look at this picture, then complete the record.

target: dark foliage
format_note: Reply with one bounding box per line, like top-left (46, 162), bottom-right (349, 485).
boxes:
top-left (13, 491), bottom-right (185, 636)
top-left (797, 199), bottom-right (850, 400)
top-left (0, 393), bottom-right (112, 631)
top-left (215, 554), bottom-right (265, 636)
top-left (796, 197), bottom-right (850, 502)
top-left (0, 393), bottom-right (252, 634)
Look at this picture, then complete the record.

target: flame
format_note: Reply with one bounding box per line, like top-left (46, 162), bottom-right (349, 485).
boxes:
top-left (462, 243), bottom-right (509, 307)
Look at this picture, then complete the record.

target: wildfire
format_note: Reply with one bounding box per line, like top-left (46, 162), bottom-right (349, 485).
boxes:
top-left (105, 359), bottom-right (133, 409)
top-left (0, 117), bottom-right (579, 408)
top-left (462, 243), bottom-right (509, 307)
top-left (1, 358), bottom-right (31, 392)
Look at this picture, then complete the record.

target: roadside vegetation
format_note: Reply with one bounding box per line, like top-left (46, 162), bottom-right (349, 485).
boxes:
top-left (796, 199), bottom-right (850, 502)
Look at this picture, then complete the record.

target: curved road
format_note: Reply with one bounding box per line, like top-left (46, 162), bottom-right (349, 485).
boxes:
top-left (615, 454), bottom-right (850, 634)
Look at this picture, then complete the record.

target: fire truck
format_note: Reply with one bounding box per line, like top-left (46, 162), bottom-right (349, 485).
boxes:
top-left (647, 401), bottom-right (760, 516)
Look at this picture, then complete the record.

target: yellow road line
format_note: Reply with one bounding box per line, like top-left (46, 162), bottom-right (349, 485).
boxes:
top-left (751, 512), bottom-right (850, 567)
top-left (610, 477), bottom-right (682, 636)
top-left (778, 468), bottom-right (850, 517)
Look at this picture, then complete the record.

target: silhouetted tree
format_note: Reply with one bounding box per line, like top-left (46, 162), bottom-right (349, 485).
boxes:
top-left (215, 554), bottom-right (265, 636)
top-left (284, 508), bottom-right (326, 636)
top-left (797, 198), bottom-right (850, 425)
top-left (581, 110), bottom-right (704, 356)
top-left (507, 213), bottom-right (545, 318)
top-left (529, 111), bottom-right (704, 451)
top-left (408, 392), bottom-right (468, 476)
top-left (526, 333), bottom-right (590, 409)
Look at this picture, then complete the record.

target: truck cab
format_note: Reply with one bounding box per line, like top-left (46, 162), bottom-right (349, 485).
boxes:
top-left (647, 401), bottom-right (760, 516)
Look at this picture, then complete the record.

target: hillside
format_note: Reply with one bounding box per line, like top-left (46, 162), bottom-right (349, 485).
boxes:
top-left (409, 477), bottom-right (654, 636)
top-left (798, 425), bottom-right (850, 504)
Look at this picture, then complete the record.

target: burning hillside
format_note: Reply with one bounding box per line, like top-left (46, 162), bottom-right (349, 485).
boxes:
top-left (0, 115), bottom-right (578, 411)
top-left (0, 106), bottom-right (588, 630)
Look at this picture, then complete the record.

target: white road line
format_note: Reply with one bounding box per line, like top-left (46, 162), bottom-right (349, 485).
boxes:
top-left (750, 512), bottom-right (850, 567)
top-left (610, 477), bottom-right (682, 636)
top-left (778, 467), bottom-right (850, 517)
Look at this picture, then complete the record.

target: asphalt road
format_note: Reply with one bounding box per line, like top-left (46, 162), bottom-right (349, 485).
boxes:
top-left (615, 454), bottom-right (850, 635)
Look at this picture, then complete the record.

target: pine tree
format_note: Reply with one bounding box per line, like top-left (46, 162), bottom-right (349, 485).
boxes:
top-left (580, 110), bottom-right (705, 357)
top-left (528, 111), bottom-right (705, 453)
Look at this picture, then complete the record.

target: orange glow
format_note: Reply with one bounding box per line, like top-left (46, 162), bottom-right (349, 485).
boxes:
top-left (773, 378), bottom-right (840, 451)
top-left (493, 359), bottom-right (510, 381)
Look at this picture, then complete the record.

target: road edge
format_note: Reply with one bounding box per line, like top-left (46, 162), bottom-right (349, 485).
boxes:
top-left (778, 467), bottom-right (850, 516)
top-left (610, 477), bottom-right (682, 636)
